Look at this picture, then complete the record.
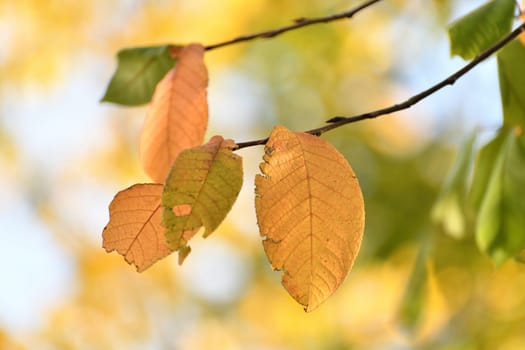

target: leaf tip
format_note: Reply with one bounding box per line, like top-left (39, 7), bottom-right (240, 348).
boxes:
top-left (178, 245), bottom-right (191, 265)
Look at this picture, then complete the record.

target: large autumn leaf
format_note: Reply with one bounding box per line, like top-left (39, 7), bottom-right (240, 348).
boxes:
top-left (162, 136), bottom-right (243, 264)
top-left (255, 125), bottom-right (365, 312)
top-left (102, 183), bottom-right (172, 272)
top-left (140, 43), bottom-right (208, 183)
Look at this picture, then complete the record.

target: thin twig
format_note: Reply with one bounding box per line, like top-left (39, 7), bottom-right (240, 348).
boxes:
top-left (204, 0), bottom-right (383, 51)
top-left (235, 22), bottom-right (525, 150)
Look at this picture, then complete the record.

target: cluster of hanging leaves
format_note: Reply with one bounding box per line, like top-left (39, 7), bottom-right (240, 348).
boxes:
top-left (101, 0), bottom-right (525, 311)
top-left (433, 0), bottom-right (525, 264)
top-left (101, 42), bottom-right (365, 311)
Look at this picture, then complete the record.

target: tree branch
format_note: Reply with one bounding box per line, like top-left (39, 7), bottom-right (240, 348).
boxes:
top-left (235, 22), bottom-right (525, 150)
top-left (204, 0), bottom-right (383, 51)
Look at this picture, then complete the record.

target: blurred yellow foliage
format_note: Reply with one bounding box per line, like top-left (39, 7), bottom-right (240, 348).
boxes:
top-left (2, 1), bottom-right (94, 84)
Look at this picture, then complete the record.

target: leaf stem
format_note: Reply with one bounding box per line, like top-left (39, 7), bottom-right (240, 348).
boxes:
top-left (204, 0), bottom-right (383, 51)
top-left (235, 22), bottom-right (525, 150)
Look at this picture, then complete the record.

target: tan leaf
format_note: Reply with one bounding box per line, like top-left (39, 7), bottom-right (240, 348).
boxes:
top-left (140, 43), bottom-right (208, 183)
top-left (102, 183), bottom-right (172, 272)
top-left (255, 125), bottom-right (365, 312)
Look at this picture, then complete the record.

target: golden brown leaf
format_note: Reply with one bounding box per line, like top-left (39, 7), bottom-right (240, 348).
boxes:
top-left (140, 43), bottom-right (208, 183)
top-left (102, 183), bottom-right (172, 272)
top-left (255, 125), bottom-right (365, 311)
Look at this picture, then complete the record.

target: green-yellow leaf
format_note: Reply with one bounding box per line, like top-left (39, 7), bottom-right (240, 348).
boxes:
top-left (448, 0), bottom-right (515, 60)
top-left (102, 183), bottom-right (172, 272)
top-left (474, 128), bottom-right (525, 264)
top-left (254, 125), bottom-right (365, 312)
top-left (498, 39), bottom-right (525, 127)
top-left (101, 45), bottom-right (178, 106)
top-left (162, 136), bottom-right (243, 263)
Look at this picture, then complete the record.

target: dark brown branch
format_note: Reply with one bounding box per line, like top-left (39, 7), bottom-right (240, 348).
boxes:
top-left (235, 22), bottom-right (525, 150)
top-left (204, 0), bottom-right (383, 51)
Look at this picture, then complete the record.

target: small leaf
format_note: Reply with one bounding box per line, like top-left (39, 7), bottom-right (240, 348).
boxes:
top-left (255, 125), bottom-right (365, 312)
top-left (102, 183), bottom-right (172, 272)
top-left (101, 45), bottom-right (178, 106)
top-left (473, 128), bottom-right (525, 264)
top-left (140, 43), bottom-right (208, 183)
top-left (448, 0), bottom-right (515, 60)
top-left (498, 39), bottom-right (525, 126)
top-left (162, 136), bottom-right (243, 263)
top-left (431, 133), bottom-right (476, 239)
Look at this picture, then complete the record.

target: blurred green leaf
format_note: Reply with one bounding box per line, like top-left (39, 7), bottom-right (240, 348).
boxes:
top-left (432, 133), bottom-right (476, 239)
top-left (398, 237), bottom-right (431, 332)
top-left (469, 131), bottom-right (506, 212)
top-left (473, 128), bottom-right (525, 264)
top-left (162, 136), bottom-right (243, 264)
top-left (498, 40), bottom-right (525, 126)
top-left (101, 45), bottom-right (177, 106)
top-left (448, 0), bottom-right (514, 60)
